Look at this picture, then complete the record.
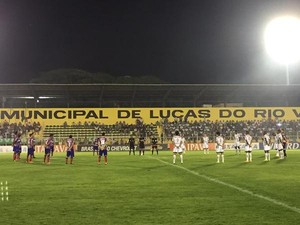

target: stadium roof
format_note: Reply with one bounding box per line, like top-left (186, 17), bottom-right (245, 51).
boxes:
top-left (0, 83), bottom-right (299, 108)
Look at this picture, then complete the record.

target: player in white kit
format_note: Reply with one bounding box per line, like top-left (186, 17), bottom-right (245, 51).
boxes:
top-left (215, 132), bottom-right (224, 163)
top-left (202, 134), bottom-right (209, 154)
top-left (274, 132), bottom-right (279, 157)
top-left (234, 131), bottom-right (241, 155)
top-left (262, 131), bottom-right (271, 161)
top-left (172, 131), bottom-right (183, 164)
top-left (276, 129), bottom-right (284, 159)
top-left (244, 131), bottom-right (253, 162)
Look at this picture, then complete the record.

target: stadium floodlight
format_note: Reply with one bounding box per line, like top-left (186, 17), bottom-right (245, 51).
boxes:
top-left (264, 16), bottom-right (300, 85)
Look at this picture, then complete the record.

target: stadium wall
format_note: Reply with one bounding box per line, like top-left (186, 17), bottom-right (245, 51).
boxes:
top-left (1, 107), bottom-right (300, 125)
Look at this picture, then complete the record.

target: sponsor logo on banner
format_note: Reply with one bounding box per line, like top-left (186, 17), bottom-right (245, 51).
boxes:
top-left (259, 142), bottom-right (300, 150)
top-left (77, 144), bottom-right (168, 152)
top-left (168, 143), bottom-right (259, 151)
top-left (224, 143), bottom-right (259, 150)
top-left (34, 145), bottom-right (75, 153)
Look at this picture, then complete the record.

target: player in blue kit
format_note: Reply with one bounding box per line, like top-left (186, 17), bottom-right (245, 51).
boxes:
top-left (92, 137), bottom-right (99, 156)
top-left (66, 135), bottom-right (75, 164)
top-left (98, 133), bottom-right (108, 165)
top-left (44, 134), bottom-right (54, 164)
top-left (12, 131), bottom-right (22, 162)
top-left (27, 133), bottom-right (35, 163)
top-left (50, 134), bottom-right (55, 156)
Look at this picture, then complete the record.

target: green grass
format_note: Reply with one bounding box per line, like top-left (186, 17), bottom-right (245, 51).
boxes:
top-left (1, 150), bottom-right (300, 225)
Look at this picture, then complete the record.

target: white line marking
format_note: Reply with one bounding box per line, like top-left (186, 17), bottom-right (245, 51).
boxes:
top-left (153, 157), bottom-right (300, 214)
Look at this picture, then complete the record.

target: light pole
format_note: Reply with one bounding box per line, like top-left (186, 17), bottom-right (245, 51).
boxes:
top-left (285, 64), bottom-right (290, 85)
top-left (264, 16), bottom-right (300, 85)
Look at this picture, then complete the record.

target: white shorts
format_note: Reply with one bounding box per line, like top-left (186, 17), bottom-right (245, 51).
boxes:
top-left (277, 143), bottom-right (283, 150)
top-left (203, 143), bottom-right (208, 149)
top-left (173, 146), bottom-right (183, 153)
top-left (216, 145), bottom-right (224, 153)
top-left (264, 145), bottom-right (270, 151)
top-left (245, 146), bottom-right (252, 152)
top-left (234, 142), bottom-right (240, 147)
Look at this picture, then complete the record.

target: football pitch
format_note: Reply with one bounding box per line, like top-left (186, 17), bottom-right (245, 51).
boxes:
top-left (1, 150), bottom-right (300, 225)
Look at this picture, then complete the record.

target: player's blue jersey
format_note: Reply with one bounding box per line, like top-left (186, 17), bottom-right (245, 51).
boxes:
top-left (14, 137), bottom-right (21, 148)
top-left (45, 137), bottom-right (54, 148)
top-left (28, 137), bottom-right (35, 148)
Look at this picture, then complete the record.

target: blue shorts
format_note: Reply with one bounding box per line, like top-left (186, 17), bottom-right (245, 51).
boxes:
top-left (66, 150), bottom-right (74, 158)
top-left (93, 146), bottom-right (98, 151)
top-left (99, 149), bottom-right (107, 156)
top-left (28, 148), bottom-right (34, 156)
top-left (13, 146), bottom-right (20, 153)
top-left (45, 148), bottom-right (51, 155)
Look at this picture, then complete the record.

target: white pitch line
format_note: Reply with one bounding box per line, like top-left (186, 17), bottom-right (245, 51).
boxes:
top-left (153, 157), bottom-right (300, 214)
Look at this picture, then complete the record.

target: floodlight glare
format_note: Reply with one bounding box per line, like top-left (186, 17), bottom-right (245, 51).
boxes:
top-left (264, 16), bottom-right (300, 64)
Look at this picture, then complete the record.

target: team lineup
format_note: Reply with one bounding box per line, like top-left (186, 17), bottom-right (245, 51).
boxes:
top-left (11, 127), bottom-right (289, 165)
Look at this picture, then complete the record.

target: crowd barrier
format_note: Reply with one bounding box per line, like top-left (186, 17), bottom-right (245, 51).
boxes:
top-left (1, 143), bottom-right (300, 153)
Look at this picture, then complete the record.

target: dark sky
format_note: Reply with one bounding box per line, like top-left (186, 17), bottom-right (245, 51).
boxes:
top-left (1, 0), bottom-right (300, 84)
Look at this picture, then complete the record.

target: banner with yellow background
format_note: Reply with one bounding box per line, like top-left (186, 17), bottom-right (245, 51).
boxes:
top-left (1, 107), bottom-right (300, 126)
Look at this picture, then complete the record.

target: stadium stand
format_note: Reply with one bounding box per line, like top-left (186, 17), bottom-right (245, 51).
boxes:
top-left (162, 119), bottom-right (300, 143)
top-left (1, 83), bottom-right (300, 108)
top-left (42, 121), bottom-right (158, 144)
top-left (1, 83), bottom-right (300, 145)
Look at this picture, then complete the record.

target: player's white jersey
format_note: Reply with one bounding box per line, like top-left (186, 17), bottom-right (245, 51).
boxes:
top-left (245, 134), bottom-right (252, 146)
top-left (172, 135), bottom-right (183, 153)
top-left (263, 134), bottom-right (271, 151)
top-left (234, 133), bottom-right (240, 146)
top-left (276, 133), bottom-right (283, 150)
top-left (98, 136), bottom-right (107, 149)
top-left (202, 136), bottom-right (209, 149)
top-left (245, 134), bottom-right (252, 151)
top-left (215, 136), bottom-right (224, 153)
top-left (99, 137), bottom-right (106, 145)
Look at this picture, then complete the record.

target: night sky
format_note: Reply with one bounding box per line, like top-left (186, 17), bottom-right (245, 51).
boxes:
top-left (1, 0), bottom-right (300, 84)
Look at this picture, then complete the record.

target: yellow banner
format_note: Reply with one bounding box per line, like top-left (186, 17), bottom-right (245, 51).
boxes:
top-left (1, 107), bottom-right (300, 125)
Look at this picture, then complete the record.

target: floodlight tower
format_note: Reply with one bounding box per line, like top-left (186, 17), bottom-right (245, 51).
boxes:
top-left (264, 16), bottom-right (300, 85)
